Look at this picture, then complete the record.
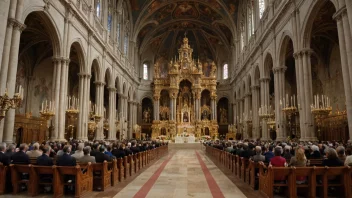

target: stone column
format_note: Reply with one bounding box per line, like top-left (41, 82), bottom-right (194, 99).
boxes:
top-left (128, 100), bottom-right (133, 138)
top-left (0, 0), bottom-right (11, 72)
top-left (251, 85), bottom-right (260, 139)
top-left (301, 49), bottom-right (316, 141)
top-left (293, 52), bottom-right (306, 140)
top-left (3, 9), bottom-right (25, 143)
top-left (232, 102), bottom-right (236, 124)
top-left (273, 66), bottom-right (287, 140)
top-left (259, 78), bottom-right (270, 140)
top-left (334, 9), bottom-right (352, 140)
top-left (108, 87), bottom-right (116, 140)
top-left (95, 81), bottom-right (105, 140)
top-left (77, 73), bottom-right (86, 140)
top-left (83, 74), bottom-right (91, 139)
top-left (57, 59), bottom-right (70, 141)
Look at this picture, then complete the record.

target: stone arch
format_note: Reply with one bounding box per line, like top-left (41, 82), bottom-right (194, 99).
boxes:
top-left (21, 8), bottom-right (61, 57)
top-left (91, 59), bottom-right (101, 82)
top-left (104, 67), bottom-right (113, 87)
top-left (68, 41), bottom-right (86, 73)
top-left (263, 52), bottom-right (274, 78)
top-left (278, 33), bottom-right (295, 66)
top-left (301, 0), bottom-right (338, 49)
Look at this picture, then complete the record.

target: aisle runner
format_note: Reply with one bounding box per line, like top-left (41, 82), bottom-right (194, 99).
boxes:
top-left (195, 151), bottom-right (225, 198)
top-left (133, 154), bottom-right (174, 198)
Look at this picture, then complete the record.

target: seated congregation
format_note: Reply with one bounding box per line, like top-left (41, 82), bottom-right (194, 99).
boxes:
top-left (205, 140), bottom-right (352, 198)
top-left (0, 140), bottom-right (168, 197)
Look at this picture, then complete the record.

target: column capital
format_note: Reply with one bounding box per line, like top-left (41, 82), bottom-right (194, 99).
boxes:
top-left (333, 6), bottom-right (347, 21)
top-left (108, 87), bottom-right (117, 92)
top-left (251, 85), bottom-right (260, 90)
top-left (293, 49), bottom-right (314, 58)
top-left (259, 77), bottom-right (270, 82)
top-left (153, 95), bottom-right (160, 101)
top-left (245, 92), bottom-right (252, 97)
top-left (273, 66), bottom-right (287, 73)
top-left (78, 73), bottom-right (91, 78)
top-left (94, 81), bottom-right (105, 86)
top-left (8, 18), bottom-right (26, 32)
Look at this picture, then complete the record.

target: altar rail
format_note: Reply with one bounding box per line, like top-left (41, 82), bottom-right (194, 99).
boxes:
top-left (0, 145), bottom-right (168, 197)
top-left (205, 145), bottom-right (352, 198)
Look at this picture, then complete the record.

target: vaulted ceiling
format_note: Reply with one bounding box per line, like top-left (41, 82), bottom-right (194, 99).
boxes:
top-left (130, 0), bottom-right (239, 62)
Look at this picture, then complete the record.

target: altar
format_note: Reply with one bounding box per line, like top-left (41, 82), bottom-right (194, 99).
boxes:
top-left (175, 133), bottom-right (196, 143)
top-left (150, 35), bottom-right (219, 140)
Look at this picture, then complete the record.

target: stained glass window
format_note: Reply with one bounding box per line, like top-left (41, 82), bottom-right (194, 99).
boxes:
top-left (107, 1), bottom-right (112, 36)
top-left (143, 64), bottom-right (148, 80)
top-left (96, 0), bottom-right (101, 18)
top-left (124, 35), bottom-right (129, 55)
top-left (223, 64), bottom-right (228, 79)
top-left (259, 0), bottom-right (265, 19)
top-left (117, 23), bottom-right (120, 46)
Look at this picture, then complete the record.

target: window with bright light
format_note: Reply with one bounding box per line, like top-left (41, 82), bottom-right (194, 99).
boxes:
top-left (259, 0), bottom-right (265, 19)
top-left (248, 2), bottom-right (254, 39)
top-left (223, 64), bottom-right (228, 79)
top-left (117, 23), bottom-right (120, 46)
top-left (107, 0), bottom-right (112, 36)
top-left (143, 64), bottom-right (148, 80)
top-left (124, 35), bottom-right (129, 55)
top-left (241, 32), bottom-right (244, 51)
top-left (96, 0), bottom-right (101, 18)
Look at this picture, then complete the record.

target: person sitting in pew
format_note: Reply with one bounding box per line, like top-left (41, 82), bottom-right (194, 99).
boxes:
top-left (36, 145), bottom-right (54, 192)
top-left (11, 144), bottom-right (30, 165)
top-left (264, 145), bottom-right (274, 163)
top-left (95, 146), bottom-right (112, 163)
top-left (5, 144), bottom-right (15, 158)
top-left (79, 147), bottom-right (96, 164)
top-left (0, 143), bottom-right (10, 166)
top-left (26, 143), bottom-right (42, 158)
top-left (71, 144), bottom-right (84, 160)
top-left (130, 141), bottom-right (140, 154)
top-left (289, 147), bottom-right (307, 184)
top-left (323, 148), bottom-right (343, 167)
top-left (251, 146), bottom-right (265, 162)
top-left (56, 145), bottom-right (76, 166)
top-left (336, 146), bottom-right (346, 163)
top-left (37, 145), bottom-right (53, 166)
top-left (112, 143), bottom-right (126, 159)
top-left (344, 146), bottom-right (352, 166)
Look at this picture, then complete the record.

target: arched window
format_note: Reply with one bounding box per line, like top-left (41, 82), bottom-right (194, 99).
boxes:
top-left (95, 0), bottom-right (102, 19)
top-left (107, 0), bottom-right (112, 37)
top-left (248, 2), bottom-right (254, 39)
top-left (223, 64), bottom-right (228, 79)
top-left (117, 23), bottom-right (121, 46)
top-left (259, 0), bottom-right (265, 19)
top-left (241, 32), bottom-right (244, 51)
top-left (143, 64), bottom-right (148, 80)
top-left (124, 34), bottom-right (129, 55)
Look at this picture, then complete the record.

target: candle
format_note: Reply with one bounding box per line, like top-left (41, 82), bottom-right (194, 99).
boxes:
top-left (293, 95), bottom-right (296, 107)
top-left (291, 96), bottom-right (293, 107)
top-left (49, 101), bottom-right (51, 111)
top-left (41, 102), bottom-right (43, 112)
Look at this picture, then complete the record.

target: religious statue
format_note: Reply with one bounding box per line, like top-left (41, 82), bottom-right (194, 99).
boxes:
top-left (220, 107), bottom-right (228, 124)
top-left (183, 112), bottom-right (189, 122)
top-left (202, 109), bottom-right (209, 120)
top-left (143, 108), bottom-right (151, 123)
top-left (210, 61), bottom-right (217, 77)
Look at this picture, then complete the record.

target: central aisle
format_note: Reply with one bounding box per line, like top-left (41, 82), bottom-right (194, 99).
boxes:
top-left (114, 144), bottom-right (247, 198)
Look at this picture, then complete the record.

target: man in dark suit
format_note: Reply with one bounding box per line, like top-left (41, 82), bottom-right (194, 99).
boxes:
top-left (37, 145), bottom-right (53, 166)
top-left (0, 143), bottom-right (10, 166)
top-left (130, 141), bottom-right (140, 154)
top-left (11, 144), bottom-right (30, 164)
top-left (95, 146), bottom-right (112, 163)
top-left (90, 144), bottom-right (99, 157)
top-left (5, 144), bottom-right (15, 158)
top-left (56, 145), bottom-right (76, 166)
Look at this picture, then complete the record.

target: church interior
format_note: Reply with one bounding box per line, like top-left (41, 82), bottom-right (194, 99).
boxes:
top-left (0, 0), bottom-right (352, 197)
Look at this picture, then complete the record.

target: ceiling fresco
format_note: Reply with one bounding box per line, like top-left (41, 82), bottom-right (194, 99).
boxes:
top-left (131, 0), bottom-right (239, 62)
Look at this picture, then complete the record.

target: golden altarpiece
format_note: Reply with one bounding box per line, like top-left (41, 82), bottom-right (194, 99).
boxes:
top-left (151, 36), bottom-right (218, 140)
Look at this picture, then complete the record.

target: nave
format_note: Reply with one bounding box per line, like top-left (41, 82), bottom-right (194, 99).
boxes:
top-left (114, 144), bottom-right (249, 198)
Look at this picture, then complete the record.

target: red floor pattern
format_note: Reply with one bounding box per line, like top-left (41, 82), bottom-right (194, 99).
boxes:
top-left (196, 151), bottom-right (225, 198)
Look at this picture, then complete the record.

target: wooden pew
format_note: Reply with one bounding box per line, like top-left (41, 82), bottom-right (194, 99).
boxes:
top-left (91, 161), bottom-right (112, 191)
top-left (117, 158), bottom-right (124, 182)
top-left (128, 155), bottom-right (134, 176)
top-left (248, 160), bottom-right (261, 189)
top-left (110, 159), bottom-right (119, 186)
top-left (307, 158), bottom-right (323, 166)
top-left (236, 155), bottom-right (241, 178)
top-left (134, 153), bottom-right (140, 173)
top-left (291, 166), bottom-right (316, 198)
top-left (258, 164), bottom-right (294, 198)
top-left (241, 157), bottom-right (249, 183)
top-left (55, 164), bottom-right (93, 198)
top-left (0, 163), bottom-right (7, 194)
top-left (317, 166), bottom-right (349, 198)
top-left (123, 156), bottom-right (129, 179)
top-left (9, 164), bottom-right (35, 196)
top-left (31, 165), bottom-right (62, 197)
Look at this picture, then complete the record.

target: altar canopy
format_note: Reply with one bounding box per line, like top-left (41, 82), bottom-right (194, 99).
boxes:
top-left (151, 36), bottom-right (219, 140)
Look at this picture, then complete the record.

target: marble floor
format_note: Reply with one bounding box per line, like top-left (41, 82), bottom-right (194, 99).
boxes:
top-left (114, 144), bottom-right (249, 198)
